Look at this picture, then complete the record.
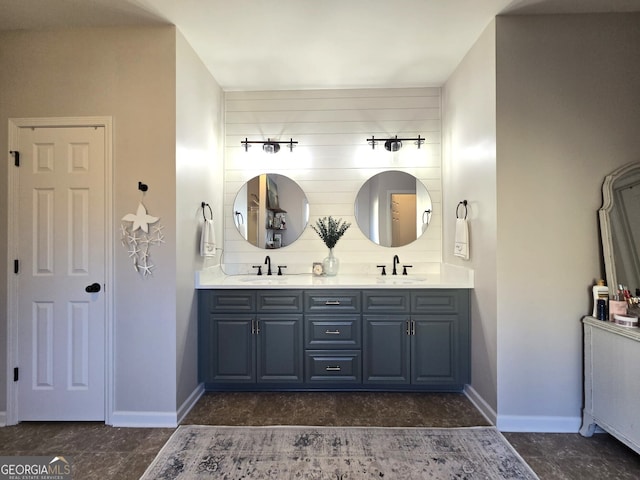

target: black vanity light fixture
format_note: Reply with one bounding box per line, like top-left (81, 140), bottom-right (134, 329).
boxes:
top-left (366, 135), bottom-right (425, 151)
top-left (241, 138), bottom-right (298, 154)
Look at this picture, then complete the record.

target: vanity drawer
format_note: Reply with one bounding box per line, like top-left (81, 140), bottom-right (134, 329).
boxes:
top-left (304, 290), bottom-right (361, 312)
top-left (363, 290), bottom-right (410, 313)
top-left (200, 290), bottom-right (255, 313)
top-left (304, 315), bottom-right (361, 349)
top-left (305, 350), bottom-right (361, 383)
top-left (412, 290), bottom-right (469, 314)
top-left (257, 290), bottom-right (303, 312)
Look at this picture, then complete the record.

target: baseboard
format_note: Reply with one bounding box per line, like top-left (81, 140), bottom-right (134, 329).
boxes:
top-left (0, 411), bottom-right (6, 427)
top-left (464, 385), bottom-right (497, 426)
top-left (496, 414), bottom-right (582, 433)
top-left (464, 385), bottom-right (581, 433)
top-left (177, 383), bottom-right (204, 425)
top-left (109, 383), bottom-right (204, 428)
top-left (110, 410), bottom-right (178, 428)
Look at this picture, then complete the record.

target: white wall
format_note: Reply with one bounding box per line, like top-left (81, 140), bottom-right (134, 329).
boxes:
top-left (0, 26), bottom-right (179, 423)
top-left (223, 89), bottom-right (442, 271)
top-left (175, 31), bottom-right (224, 414)
top-left (442, 20), bottom-right (498, 418)
top-left (495, 13), bottom-right (640, 431)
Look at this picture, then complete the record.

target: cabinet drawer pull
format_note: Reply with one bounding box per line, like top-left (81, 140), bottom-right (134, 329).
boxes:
top-left (325, 366), bottom-right (341, 372)
top-left (325, 329), bottom-right (341, 335)
top-left (325, 300), bottom-right (341, 305)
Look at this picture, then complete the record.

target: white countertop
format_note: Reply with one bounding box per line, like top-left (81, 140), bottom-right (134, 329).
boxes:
top-left (195, 264), bottom-right (473, 289)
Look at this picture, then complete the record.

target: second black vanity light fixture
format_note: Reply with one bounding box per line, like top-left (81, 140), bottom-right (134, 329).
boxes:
top-left (367, 134), bottom-right (425, 152)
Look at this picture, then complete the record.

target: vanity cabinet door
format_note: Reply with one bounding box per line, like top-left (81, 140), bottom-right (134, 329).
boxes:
top-left (207, 314), bottom-right (256, 383)
top-left (256, 314), bottom-right (303, 383)
top-left (411, 290), bottom-right (470, 388)
top-left (362, 315), bottom-right (410, 384)
top-left (411, 316), bottom-right (458, 385)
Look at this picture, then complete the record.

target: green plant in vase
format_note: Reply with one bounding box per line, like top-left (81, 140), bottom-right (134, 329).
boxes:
top-left (311, 216), bottom-right (351, 276)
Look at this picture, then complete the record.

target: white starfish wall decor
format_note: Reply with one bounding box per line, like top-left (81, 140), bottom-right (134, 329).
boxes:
top-left (121, 202), bottom-right (164, 277)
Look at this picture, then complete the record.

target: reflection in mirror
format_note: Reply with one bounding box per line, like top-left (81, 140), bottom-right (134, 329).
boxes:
top-left (234, 173), bottom-right (309, 249)
top-left (600, 162), bottom-right (640, 295)
top-left (355, 171), bottom-right (433, 247)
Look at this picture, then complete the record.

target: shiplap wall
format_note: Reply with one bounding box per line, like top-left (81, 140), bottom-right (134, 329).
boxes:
top-left (223, 88), bottom-right (442, 272)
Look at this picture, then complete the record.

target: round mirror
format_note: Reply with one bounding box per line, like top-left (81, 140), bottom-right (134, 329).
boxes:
top-left (233, 173), bottom-right (309, 249)
top-left (354, 171), bottom-right (432, 247)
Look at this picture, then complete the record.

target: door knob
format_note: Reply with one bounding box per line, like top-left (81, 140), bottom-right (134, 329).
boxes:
top-left (85, 283), bottom-right (101, 293)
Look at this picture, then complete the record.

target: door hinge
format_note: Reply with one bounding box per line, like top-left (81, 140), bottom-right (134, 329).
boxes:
top-left (10, 150), bottom-right (19, 166)
top-left (14, 367), bottom-right (19, 382)
top-left (14, 259), bottom-right (19, 274)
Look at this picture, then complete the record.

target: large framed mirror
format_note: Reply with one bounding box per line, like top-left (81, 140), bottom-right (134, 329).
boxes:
top-left (233, 173), bottom-right (309, 249)
top-left (600, 162), bottom-right (640, 295)
top-left (354, 170), bottom-right (433, 247)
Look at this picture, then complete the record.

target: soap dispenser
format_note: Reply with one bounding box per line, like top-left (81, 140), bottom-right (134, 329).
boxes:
top-left (592, 279), bottom-right (609, 318)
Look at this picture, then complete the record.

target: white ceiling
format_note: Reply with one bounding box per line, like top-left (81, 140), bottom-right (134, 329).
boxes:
top-left (1, 0), bottom-right (638, 90)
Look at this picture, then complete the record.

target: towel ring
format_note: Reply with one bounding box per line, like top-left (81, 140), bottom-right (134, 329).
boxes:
top-left (456, 200), bottom-right (468, 219)
top-left (422, 209), bottom-right (432, 224)
top-left (201, 202), bottom-right (213, 221)
top-left (235, 211), bottom-right (244, 225)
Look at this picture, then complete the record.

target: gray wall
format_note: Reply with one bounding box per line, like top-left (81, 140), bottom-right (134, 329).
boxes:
top-left (444, 12), bottom-right (640, 432)
top-left (494, 13), bottom-right (640, 431)
top-left (175, 31), bottom-right (224, 413)
top-left (443, 20), bottom-right (498, 418)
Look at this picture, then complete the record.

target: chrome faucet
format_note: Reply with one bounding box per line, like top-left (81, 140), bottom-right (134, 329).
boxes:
top-left (264, 255), bottom-right (272, 275)
top-left (392, 255), bottom-right (400, 275)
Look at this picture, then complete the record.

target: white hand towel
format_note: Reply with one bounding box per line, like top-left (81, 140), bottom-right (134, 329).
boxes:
top-left (454, 218), bottom-right (469, 260)
top-left (200, 218), bottom-right (216, 257)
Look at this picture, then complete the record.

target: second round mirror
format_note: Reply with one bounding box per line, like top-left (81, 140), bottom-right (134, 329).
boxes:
top-left (355, 171), bottom-right (432, 247)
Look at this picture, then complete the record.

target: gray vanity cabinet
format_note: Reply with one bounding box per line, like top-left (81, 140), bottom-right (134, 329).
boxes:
top-left (363, 289), bottom-right (470, 390)
top-left (198, 290), bottom-right (303, 386)
top-left (198, 287), bottom-right (469, 391)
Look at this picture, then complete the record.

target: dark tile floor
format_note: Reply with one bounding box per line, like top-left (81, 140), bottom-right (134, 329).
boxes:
top-left (0, 392), bottom-right (638, 479)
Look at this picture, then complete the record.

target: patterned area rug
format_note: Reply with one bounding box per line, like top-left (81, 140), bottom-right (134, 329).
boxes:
top-left (141, 425), bottom-right (539, 479)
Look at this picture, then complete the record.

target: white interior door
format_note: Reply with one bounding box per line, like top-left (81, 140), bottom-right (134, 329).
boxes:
top-left (391, 193), bottom-right (417, 247)
top-left (15, 125), bottom-right (106, 421)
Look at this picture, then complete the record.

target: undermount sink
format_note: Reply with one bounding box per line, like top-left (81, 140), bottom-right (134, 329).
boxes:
top-left (236, 276), bottom-right (288, 284)
top-left (375, 276), bottom-right (428, 284)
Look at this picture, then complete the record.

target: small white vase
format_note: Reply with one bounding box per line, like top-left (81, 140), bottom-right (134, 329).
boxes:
top-left (323, 248), bottom-right (339, 276)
